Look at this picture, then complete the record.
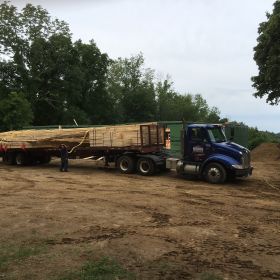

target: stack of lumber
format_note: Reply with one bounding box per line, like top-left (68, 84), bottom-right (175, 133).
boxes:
top-left (0, 123), bottom-right (164, 150)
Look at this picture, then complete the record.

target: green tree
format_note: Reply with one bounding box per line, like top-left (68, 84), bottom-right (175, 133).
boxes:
top-left (27, 37), bottom-right (110, 125)
top-left (0, 1), bottom-right (70, 91)
top-left (106, 53), bottom-right (156, 123)
top-left (193, 94), bottom-right (221, 123)
top-left (61, 105), bottom-right (90, 125)
top-left (0, 1), bottom-right (72, 124)
top-left (156, 78), bottom-right (179, 121)
top-left (73, 40), bottom-right (110, 124)
top-left (252, 1), bottom-right (280, 105)
top-left (0, 61), bottom-right (17, 97)
top-left (0, 92), bottom-right (33, 131)
top-left (0, 1), bottom-right (222, 127)
top-left (0, 2), bottom-right (110, 126)
top-left (156, 80), bottom-right (221, 122)
top-left (205, 107), bottom-right (221, 123)
top-left (248, 126), bottom-right (280, 150)
top-left (27, 34), bottom-right (77, 124)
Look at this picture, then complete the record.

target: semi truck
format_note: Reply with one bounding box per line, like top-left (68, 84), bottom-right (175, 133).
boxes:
top-left (166, 123), bottom-right (252, 183)
top-left (0, 122), bottom-right (253, 184)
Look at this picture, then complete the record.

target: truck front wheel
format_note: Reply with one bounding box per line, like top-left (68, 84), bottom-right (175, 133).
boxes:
top-left (204, 163), bottom-right (227, 184)
top-left (117, 155), bottom-right (136, 174)
top-left (137, 158), bottom-right (155, 176)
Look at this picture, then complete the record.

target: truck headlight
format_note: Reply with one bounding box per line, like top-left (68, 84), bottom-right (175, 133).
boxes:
top-left (232, 164), bottom-right (243, 169)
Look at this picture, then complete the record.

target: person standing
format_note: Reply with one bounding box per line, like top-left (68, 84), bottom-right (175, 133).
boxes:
top-left (59, 144), bottom-right (69, 172)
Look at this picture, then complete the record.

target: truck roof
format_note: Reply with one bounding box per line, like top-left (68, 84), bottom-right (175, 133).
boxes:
top-left (187, 124), bottom-right (222, 129)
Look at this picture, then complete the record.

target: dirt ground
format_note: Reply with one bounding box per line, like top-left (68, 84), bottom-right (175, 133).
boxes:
top-left (0, 145), bottom-right (280, 279)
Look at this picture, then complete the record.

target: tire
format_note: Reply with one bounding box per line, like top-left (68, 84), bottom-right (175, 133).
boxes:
top-left (3, 152), bottom-right (16, 165)
top-left (117, 155), bottom-right (136, 174)
top-left (2, 154), bottom-right (7, 163)
top-left (204, 162), bottom-right (227, 184)
top-left (15, 152), bottom-right (27, 166)
top-left (137, 158), bottom-right (156, 176)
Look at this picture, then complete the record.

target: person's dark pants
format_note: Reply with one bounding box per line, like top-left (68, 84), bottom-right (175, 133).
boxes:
top-left (60, 158), bottom-right (68, 171)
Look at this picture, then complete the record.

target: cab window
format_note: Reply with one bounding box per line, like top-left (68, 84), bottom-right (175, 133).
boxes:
top-left (190, 128), bottom-right (207, 142)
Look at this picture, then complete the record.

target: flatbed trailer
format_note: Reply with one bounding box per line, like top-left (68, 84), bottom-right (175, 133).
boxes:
top-left (0, 123), bottom-right (167, 175)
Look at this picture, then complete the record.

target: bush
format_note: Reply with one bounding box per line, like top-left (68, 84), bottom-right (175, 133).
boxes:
top-left (248, 127), bottom-right (280, 150)
top-left (0, 92), bottom-right (33, 131)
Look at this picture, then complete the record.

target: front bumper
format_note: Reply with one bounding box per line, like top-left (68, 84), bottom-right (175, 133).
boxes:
top-left (234, 166), bottom-right (253, 177)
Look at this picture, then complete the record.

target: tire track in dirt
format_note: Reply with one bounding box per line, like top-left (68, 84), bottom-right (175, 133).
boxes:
top-left (178, 192), bottom-right (226, 205)
top-left (155, 236), bottom-right (280, 280)
top-left (0, 173), bottom-right (36, 193)
top-left (1, 160), bottom-right (280, 279)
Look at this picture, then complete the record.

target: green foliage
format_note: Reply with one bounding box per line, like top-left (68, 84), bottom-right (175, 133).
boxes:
top-left (106, 53), bottom-right (156, 123)
top-left (27, 34), bottom-right (76, 124)
top-left (0, 242), bottom-right (46, 271)
top-left (200, 272), bottom-right (223, 280)
top-left (62, 106), bottom-right (90, 125)
top-left (193, 94), bottom-right (221, 123)
top-left (156, 79), bottom-right (221, 122)
top-left (106, 56), bottom-right (221, 124)
top-left (0, 1), bottom-right (70, 57)
top-left (58, 258), bottom-right (134, 280)
top-left (0, 92), bottom-right (33, 131)
top-left (73, 40), bottom-right (110, 124)
top-left (0, 2), bottom-right (222, 130)
top-left (248, 127), bottom-right (280, 150)
top-left (252, 1), bottom-right (280, 105)
top-left (0, 1), bottom-right (70, 97)
top-left (0, 2), bottom-right (109, 126)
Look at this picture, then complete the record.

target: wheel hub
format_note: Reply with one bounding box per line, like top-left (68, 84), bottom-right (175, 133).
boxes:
top-left (208, 167), bottom-right (221, 178)
top-left (120, 160), bottom-right (129, 171)
top-left (140, 161), bottom-right (149, 173)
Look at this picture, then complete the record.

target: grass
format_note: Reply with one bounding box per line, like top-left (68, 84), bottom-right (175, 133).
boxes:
top-left (58, 257), bottom-right (135, 280)
top-left (0, 243), bottom-right (46, 272)
top-left (200, 272), bottom-right (223, 280)
top-left (0, 242), bottom-right (222, 280)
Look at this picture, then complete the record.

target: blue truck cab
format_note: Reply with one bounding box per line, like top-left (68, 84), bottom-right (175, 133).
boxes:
top-left (168, 123), bottom-right (253, 183)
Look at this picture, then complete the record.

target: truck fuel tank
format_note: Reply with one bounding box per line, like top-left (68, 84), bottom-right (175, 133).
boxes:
top-left (176, 160), bottom-right (200, 175)
top-left (166, 158), bottom-right (179, 170)
top-left (166, 158), bottom-right (200, 175)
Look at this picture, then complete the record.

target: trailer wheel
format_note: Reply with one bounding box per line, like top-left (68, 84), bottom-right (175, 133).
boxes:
top-left (3, 152), bottom-right (16, 165)
top-left (15, 152), bottom-right (27, 166)
top-left (2, 155), bottom-right (7, 164)
top-left (137, 158), bottom-right (155, 176)
top-left (204, 162), bottom-right (227, 184)
top-left (117, 155), bottom-right (136, 174)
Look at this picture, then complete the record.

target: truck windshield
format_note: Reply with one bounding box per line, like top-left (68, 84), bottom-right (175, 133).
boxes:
top-left (207, 127), bottom-right (227, 143)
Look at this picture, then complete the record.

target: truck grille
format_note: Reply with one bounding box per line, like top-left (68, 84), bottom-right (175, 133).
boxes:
top-left (242, 151), bottom-right (251, 168)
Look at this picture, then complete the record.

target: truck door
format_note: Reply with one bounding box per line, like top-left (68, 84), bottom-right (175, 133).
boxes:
top-left (186, 127), bottom-right (211, 162)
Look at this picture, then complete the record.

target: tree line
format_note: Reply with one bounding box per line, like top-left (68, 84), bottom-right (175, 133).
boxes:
top-left (0, 2), bottom-right (221, 131)
top-left (0, 2), bottom-right (279, 150)
top-left (248, 127), bottom-right (279, 150)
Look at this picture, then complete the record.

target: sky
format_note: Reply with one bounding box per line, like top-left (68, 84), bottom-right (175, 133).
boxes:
top-left (9, 0), bottom-right (280, 132)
